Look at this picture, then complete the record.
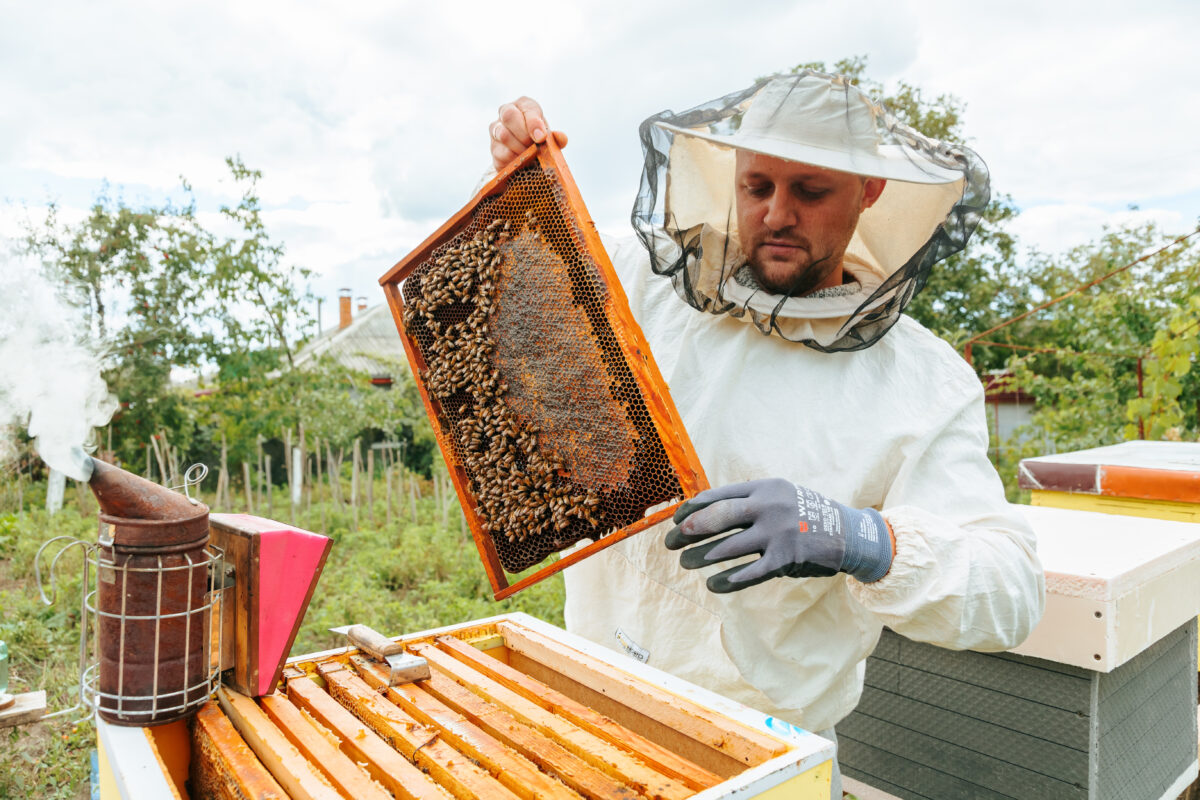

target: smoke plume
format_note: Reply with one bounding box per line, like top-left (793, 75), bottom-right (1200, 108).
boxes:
top-left (0, 256), bottom-right (118, 481)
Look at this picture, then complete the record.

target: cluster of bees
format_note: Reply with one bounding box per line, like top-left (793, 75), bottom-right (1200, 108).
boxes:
top-left (405, 216), bottom-right (604, 544)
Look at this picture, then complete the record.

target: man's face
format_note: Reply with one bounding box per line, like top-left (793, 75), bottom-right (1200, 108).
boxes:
top-left (734, 151), bottom-right (885, 295)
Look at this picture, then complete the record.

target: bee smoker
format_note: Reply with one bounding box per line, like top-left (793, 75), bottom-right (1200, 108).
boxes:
top-left (33, 456), bottom-right (330, 731)
top-left (86, 458), bottom-right (221, 726)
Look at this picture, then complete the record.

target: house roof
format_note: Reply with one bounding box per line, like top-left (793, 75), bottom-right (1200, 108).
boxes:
top-left (292, 303), bottom-right (408, 379)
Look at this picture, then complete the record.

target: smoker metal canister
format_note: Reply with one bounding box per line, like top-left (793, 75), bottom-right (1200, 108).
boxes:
top-left (95, 503), bottom-right (211, 726)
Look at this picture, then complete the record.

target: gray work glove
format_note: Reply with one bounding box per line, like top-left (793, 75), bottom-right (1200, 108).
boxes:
top-left (664, 478), bottom-right (893, 593)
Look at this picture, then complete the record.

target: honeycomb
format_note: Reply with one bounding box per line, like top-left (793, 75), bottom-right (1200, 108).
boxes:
top-left (397, 161), bottom-right (687, 573)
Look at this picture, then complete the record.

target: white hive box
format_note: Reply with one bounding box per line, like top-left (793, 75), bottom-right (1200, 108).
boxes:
top-left (1012, 504), bottom-right (1200, 671)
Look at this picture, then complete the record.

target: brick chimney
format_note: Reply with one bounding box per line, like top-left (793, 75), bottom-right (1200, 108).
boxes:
top-left (356, 296), bottom-right (367, 314)
top-left (338, 288), bottom-right (352, 330)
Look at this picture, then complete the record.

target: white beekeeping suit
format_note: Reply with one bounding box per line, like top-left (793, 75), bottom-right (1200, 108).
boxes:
top-left (559, 71), bottom-right (1044, 794)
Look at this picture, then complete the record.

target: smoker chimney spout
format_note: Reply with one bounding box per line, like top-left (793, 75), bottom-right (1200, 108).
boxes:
top-left (87, 457), bottom-right (200, 521)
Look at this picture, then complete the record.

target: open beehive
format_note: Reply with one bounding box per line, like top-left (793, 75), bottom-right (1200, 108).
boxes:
top-left (105, 613), bottom-right (832, 798)
top-left (380, 140), bottom-right (707, 598)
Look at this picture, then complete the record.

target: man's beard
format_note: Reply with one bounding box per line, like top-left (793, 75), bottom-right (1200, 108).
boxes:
top-left (746, 251), bottom-right (838, 297)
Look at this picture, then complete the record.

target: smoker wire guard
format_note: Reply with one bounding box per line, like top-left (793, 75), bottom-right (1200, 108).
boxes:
top-left (380, 139), bottom-right (708, 599)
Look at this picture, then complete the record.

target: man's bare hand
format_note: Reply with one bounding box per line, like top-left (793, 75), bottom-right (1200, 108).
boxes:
top-left (489, 97), bottom-right (568, 171)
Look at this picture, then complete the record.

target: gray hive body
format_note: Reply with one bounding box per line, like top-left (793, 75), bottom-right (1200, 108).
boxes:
top-left (840, 623), bottom-right (1199, 799)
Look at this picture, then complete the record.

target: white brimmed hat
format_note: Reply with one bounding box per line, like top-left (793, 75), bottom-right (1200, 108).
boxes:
top-left (655, 73), bottom-right (961, 185)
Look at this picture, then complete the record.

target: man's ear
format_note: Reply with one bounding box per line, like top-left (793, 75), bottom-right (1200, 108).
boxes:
top-left (862, 178), bottom-right (886, 209)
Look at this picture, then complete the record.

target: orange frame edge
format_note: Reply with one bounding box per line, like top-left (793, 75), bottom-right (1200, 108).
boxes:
top-left (380, 139), bottom-right (708, 598)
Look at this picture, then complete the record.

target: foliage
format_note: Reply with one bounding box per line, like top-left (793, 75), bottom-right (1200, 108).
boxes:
top-left (206, 355), bottom-right (400, 451)
top-left (1124, 295), bottom-right (1200, 440)
top-left (210, 157), bottom-right (313, 378)
top-left (22, 158), bottom-right (314, 466)
top-left (998, 224), bottom-right (1200, 450)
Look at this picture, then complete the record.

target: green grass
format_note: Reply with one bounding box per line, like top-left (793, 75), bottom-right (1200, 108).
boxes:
top-left (0, 476), bottom-right (564, 797)
top-left (0, 507), bottom-right (95, 800)
top-left (282, 479), bottom-right (565, 654)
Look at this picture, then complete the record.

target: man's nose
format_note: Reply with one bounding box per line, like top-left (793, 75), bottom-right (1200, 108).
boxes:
top-left (762, 192), bottom-right (800, 232)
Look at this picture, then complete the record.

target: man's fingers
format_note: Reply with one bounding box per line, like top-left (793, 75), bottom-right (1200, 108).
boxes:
top-left (673, 482), bottom-right (757, 524)
top-left (677, 536), bottom-right (727, 570)
top-left (490, 139), bottom-right (524, 171)
top-left (664, 497), bottom-right (754, 550)
top-left (491, 121), bottom-right (528, 156)
top-left (677, 523), bottom-right (765, 569)
top-left (552, 130), bottom-right (568, 148)
top-left (513, 96), bottom-right (547, 143)
top-left (707, 561), bottom-right (780, 594)
top-left (698, 522), bottom-right (767, 564)
top-left (498, 97), bottom-right (549, 146)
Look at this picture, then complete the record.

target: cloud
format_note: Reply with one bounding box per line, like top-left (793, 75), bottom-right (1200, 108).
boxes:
top-left (1, 0), bottom-right (1196, 313)
top-left (1006, 204), bottom-right (1188, 255)
top-left (903, 0), bottom-right (1200, 206)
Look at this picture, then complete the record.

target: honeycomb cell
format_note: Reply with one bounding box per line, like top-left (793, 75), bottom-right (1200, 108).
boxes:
top-left (396, 161), bottom-right (688, 574)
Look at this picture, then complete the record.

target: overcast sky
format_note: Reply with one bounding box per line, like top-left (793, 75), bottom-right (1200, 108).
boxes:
top-left (3, 0), bottom-right (1197, 330)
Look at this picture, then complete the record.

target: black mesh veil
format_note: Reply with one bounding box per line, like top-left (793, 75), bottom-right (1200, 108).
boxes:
top-left (631, 69), bottom-right (990, 352)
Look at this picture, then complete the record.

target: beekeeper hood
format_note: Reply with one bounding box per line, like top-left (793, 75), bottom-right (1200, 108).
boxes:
top-left (632, 69), bottom-right (990, 351)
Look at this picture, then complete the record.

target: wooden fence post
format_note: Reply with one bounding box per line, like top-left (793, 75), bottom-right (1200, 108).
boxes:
top-left (298, 423), bottom-right (307, 504)
top-left (366, 447), bottom-right (375, 525)
top-left (350, 439), bottom-right (361, 532)
top-left (411, 473), bottom-right (420, 520)
top-left (283, 428), bottom-right (293, 499)
top-left (385, 463), bottom-right (393, 527)
top-left (326, 443), bottom-right (342, 510)
top-left (242, 461), bottom-right (254, 514)
top-left (314, 437), bottom-right (323, 505)
top-left (256, 435), bottom-right (265, 509)
top-left (219, 434), bottom-right (230, 509)
top-left (305, 452), bottom-right (313, 511)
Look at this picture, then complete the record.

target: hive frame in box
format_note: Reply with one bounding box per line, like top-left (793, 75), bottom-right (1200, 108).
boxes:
top-left (95, 612), bottom-right (836, 799)
top-left (380, 138), bottom-right (708, 599)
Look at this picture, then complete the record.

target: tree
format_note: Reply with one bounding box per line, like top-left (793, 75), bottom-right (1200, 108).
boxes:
top-left (1127, 296), bottom-right (1200, 440)
top-left (23, 158), bottom-right (314, 465)
top-left (210, 156), bottom-right (313, 379)
top-left (1006, 223), bottom-right (1200, 449)
top-left (197, 353), bottom-right (434, 476)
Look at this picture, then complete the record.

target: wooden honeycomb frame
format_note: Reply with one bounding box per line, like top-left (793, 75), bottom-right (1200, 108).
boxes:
top-left (174, 614), bottom-right (833, 799)
top-left (380, 139), bottom-right (707, 599)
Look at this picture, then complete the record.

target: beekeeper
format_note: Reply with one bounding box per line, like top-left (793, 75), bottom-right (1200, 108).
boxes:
top-left (487, 70), bottom-right (1044, 796)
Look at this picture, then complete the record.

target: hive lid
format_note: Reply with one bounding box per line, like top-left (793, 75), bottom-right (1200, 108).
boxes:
top-left (1018, 441), bottom-right (1200, 503)
top-left (1011, 503), bottom-right (1200, 670)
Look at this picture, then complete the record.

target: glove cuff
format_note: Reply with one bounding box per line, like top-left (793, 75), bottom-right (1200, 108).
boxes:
top-left (839, 506), bottom-right (892, 583)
